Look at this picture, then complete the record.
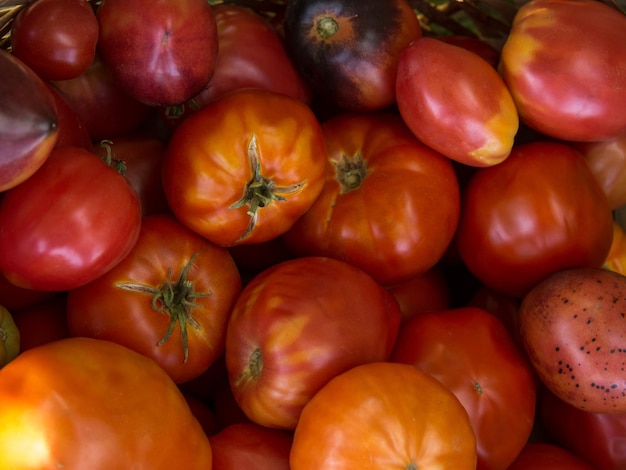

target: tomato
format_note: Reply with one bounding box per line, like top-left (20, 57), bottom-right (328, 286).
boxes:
top-left (506, 442), bottom-right (597, 470)
top-left (0, 49), bottom-right (58, 192)
top-left (11, 294), bottom-right (69, 352)
top-left (0, 337), bottom-right (213, 469)
top-left (46, 83), bottom-right (93, 151)
top-left (97, 0), bottom-right (218, 106)
top-left (209, 422), bottom-right (293, 469)
top-left (0, 304), bottom-right (19, 368)
top-left (519, 267), bottom-right (626, 413)
top-left (396, 37), bottom-right (519, 167)
top-left (10, 0), bottom-right (98, 80)
top-left (93, 134), bottom-right (170, 215)
top-left (391, 307), bottom-right (537, 470)
top-left (455, 141), bottom-right (614, 298)
top-left (539, 388), bottom-right (626, 470)
top-left (603, 221), bottom-right (626, 276)
top-left (282, 112), bottom-right (460, 286)
top-left (225, 256), bottom-right (401, 429)
top-left (290, 361), bottom-right (477, 469)
top-left (499, 0), bottom-right (626, 141)
top-left (283, 0), bottom-right (421, 111)
top-left (162, 89), bottom-right (327, 246)
top-left (0, 146), bottom-right (142, 292)
top-left (66, 213), bottom-right (242, 384)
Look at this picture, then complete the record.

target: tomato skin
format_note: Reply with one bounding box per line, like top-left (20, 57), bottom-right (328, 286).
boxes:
top-left (391, 307), bottom-right (537, 470)
top-left (11, 0), bottom-right (98, 80)
top-left (396, 37), bottom-right (519, 168)
top-left (499, 0), bottom-right (626, 141)
top-left (0, 337), bottom-right (213, 469)
top-left (66, 213), bottom-right (242, 384)
top-left (97, 0), bottom-right (218, 106)
top-left (162, 89), bottom-right (327, 246)
top-left (290, 361), bottom-right (477, 469)
top-left (455, 141), bottom-right (614, 298)
top-left (0, 146), bottom-right (142, 292)
top-left (283, 0), bottom-right (421, 111)
top-left (283, 112), bottom-right (460, 286)
top-left (507, 442), bottom-right (597, 470)
top-left (225, 256), bottom-right (401, 429)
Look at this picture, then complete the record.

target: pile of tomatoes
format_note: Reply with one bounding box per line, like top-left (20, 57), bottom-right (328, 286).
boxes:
top-left (1, 0), bottom-right (626, 468)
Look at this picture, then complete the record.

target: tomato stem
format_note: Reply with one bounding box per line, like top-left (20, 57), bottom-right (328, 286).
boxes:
top-left (316, 15), bottom-right (339, 40)
top-left (98, 139), bottom-right (128, 176)
top-left (333, 152), bottom-right (369, 193)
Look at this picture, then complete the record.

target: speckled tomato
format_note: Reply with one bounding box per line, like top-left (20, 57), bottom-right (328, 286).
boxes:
top-left (519, 267), bottom-right (626, 413)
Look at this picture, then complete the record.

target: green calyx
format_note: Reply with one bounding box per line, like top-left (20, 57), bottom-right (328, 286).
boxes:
top-left (333, 152), bottom-right (369, 193)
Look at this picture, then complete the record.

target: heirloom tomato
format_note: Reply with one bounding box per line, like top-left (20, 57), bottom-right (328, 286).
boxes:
top-left (283, 0), bottom-right (421, 111)
top-left (283, 112), bottom-right (460, 286)
top-left (0, 337), bottom-right (213, 469)
top-left (499, 0), bottom-right (626, 141)
top-left (455, 141), bottom-right (614, 298)
top-left (225, 256), bottom-right (401, 429)
top-left (0, 304), bottom-right (19, 368)
top-left (97, 0), bottom-right (218, 106)
top-left (162, 89), bottom-right (327, 246)
top-left (66, 214), bottom-right (242, 384)
top-left (396, 37), bottom-right (518, 167)
top-left (0, 146), bottom-right (142, 292)
top-left (10, 0), bottom-right (98, 80)
top-left (290, 361), bottom-right (477, 469)
top-left (507, 442), bottom-right (596, 470)
top-left (391, 307), bottom-right (537, 470)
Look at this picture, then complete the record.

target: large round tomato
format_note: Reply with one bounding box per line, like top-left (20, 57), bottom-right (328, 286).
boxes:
top-left (162, 89), bottom-right (327, 246)
top-left (225, 256), bottom-right (401, 429)
top-left (66, 213), bottom-right (242, 384)
top-left (283, 112), bottom-right (460, 286)
top-left (0, 337), bottom-right (213, 469)
top-left (0, 146), bottom-right (142, 292)
top-left (290, 361), bottom-right (477, 469)
top-left (455, 141), bottom-right (614, 298)
top-left (391, 306), bottom-right (537, 470)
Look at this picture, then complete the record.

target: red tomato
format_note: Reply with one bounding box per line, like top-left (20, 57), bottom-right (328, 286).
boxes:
top-left (66, 213), bottom-right (242, 384)
top-left (97, 0), bottom-right (218, 106)
top-left (10, 0), bottom-right (98, 80)
top-left (507, 442), bottom-right (597, 470)
top-left (0, 337), bottom-right (213, 469)
top-left (290, 361), bottom-right (477, 469)
top-left (396, 37), bottom-right (519, 167)
top-left (391, 307), bottom-right (537, 470)
top-left (540, 388), bottom-right (626, 470)
top-left (455, 141), bottom-right (614, 298)
top-left (0, 146), bottom-right (142, 292)
top-left (209, 422), bottom-right (293, 469)
top-left (11, 294), bottom-right (70, 352)
top-left (283, 0), bottom-right (421, 111)
top-left (162, 89), bottom-right (327, 246)
top-left (499, 0), bottom-right (626, 141)
top-left (225, 256), bottom-right (401, 429)
top-left (283, 112), bottom-right (460, 286)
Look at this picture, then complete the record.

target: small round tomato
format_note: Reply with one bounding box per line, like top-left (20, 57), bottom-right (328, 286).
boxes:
top-left (290, 361), bottom-right (477, 469)
top-left (66, 213), bottom-right (242, 384)
top-left (282, 112), bottom-right (460, 286)
top-left (162, 89), bottom-right (327, 246)
top-left (0, 304), bottom-right (19, 368)
top-left (455, 141), bottom-right (614, 298)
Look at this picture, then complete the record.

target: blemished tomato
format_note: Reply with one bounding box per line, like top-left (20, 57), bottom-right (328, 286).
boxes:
top-left (290, 361), bottom-right (477, 469)
top-left (391, 307), bottom-right (537, 470)
top-left (0, 337), bottom-right (213, 469)
top-left (455, 141), bottom-right (614, 298)
top-left (97, 0), bottom-right (218, 106)
top-left (396, 37), bottom-right (519, 168)
top-left (66, 213), bottom-right (242, 384)
top-left (209, 422), bottom-right (293, 469)
top-left (10, 0), bottom-right (98, 80)
top-left (499, 0), bottom-right (626, 141)
top-left (283, 0), bottom-right (421, 111)
top-left (225, 256), bottom-right (401, 429)
top-left (11, 294), bottom-right (69, 352)
top-left (283, 112), bottom-right (460, 286)
top-left (0, 146), bottom-right (142, 292)
top-left (539, 388), bottom-right (626, 470)
top-left (162, 89), bottom-right (327, 246)
top-left (603, 221), bottom-right (626, 276)
top-left (506, 442), bottom-right (597, 470)
top-left (0, 304), bottom-right (19, 368)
